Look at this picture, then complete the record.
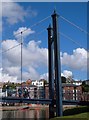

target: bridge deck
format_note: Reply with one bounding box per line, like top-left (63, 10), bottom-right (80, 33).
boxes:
top-left (0, 97), bottom-right (89, 105)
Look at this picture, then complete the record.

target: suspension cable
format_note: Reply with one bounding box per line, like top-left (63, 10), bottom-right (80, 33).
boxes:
top-left (1, 43), bottom-right (21, 54)
top-left (1, 28), bottom-right (46, 54)
top-left (60, 15), bottom-right (89, 35)
top-left (59, 32), bottom-right (89, 52)
top-left (14, 16), bottom-right (50, 36)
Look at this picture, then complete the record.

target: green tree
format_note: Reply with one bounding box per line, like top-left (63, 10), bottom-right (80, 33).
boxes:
top-left (61, 76), bottom-right (66, 83)
top-left (82, 81), bottom-right (89, 92)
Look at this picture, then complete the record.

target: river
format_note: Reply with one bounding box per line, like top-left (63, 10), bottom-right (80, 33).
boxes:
top-left (1, 106), bottom-right (49, 120)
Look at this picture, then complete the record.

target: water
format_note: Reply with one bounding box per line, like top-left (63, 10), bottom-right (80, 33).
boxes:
top-left (2, 107), bottom-right (49, 120)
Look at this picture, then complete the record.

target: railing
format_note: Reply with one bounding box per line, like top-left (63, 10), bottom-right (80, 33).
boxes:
top-left (0, 97), bottom-right (89, 106)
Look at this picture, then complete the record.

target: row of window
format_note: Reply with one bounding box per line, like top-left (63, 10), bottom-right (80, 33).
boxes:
top-left (32, 82), bottom-right (43, 85)
top-left (63, 90), bottom-right (81, 93)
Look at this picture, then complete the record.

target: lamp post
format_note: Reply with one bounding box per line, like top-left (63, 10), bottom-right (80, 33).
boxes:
top-left (21, 32), bottom-right (23, 96)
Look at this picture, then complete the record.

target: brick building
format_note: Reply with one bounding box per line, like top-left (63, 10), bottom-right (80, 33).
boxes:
top-left (44, 83), bottom-right (49, 99)
top-left (45, 83), bottom-right (82, 101)
top-left (62, 83), bottom-right (82, 101)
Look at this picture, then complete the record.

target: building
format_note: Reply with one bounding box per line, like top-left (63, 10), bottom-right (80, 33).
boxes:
top-left (44, 83), bottom-right (49, 99)
top-left (15, 79), bottom-right (45, 99)
top-left (30, 79), bottom-right (45, 99)
top-left (29, 85), bottom-right (37, 99)
top-left (73, 80), bottom-right (82, 86)
top-left (0, 82), bottom-right (6, 97)
top-left (29, 85), bottom-right (45, 99)
top-left (62, 83), bottom-right (82, 101)
top-left (31, 80), bottom-right (44, 87)
top-left (44, 83), bottom-right (82, 101)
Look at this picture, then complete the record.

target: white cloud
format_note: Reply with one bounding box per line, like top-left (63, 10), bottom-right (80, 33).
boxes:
top-left (2, 73), bottom-right (18, 83)
top-left (2, 40), bottom-right (21, 66)
top-left (26, 6), bottom-right (38, 18)
top-left (28, 66), bottom-right (40, 80)
top-left (2, 39), bottom-right (48, 67)
top-left (13, 27), bottom-right (35, 40)
top-left (61, 70), bottom-right (73, 78)
top-left (2, 2), bottom-right (27, 24)
top-left (5, 66), bottom-right (20, 77)
top-left (61, 48), bottom-right (87, 70)
top-left (40, 70), bottom-right (72, 81)
top-left (0, 2), bottom-right (2, 17)
top-left (40, 73), bottom-right (48, 81)
top-left (26, 40), bottom-right (48, 67)
top-left (0, 68), bottom-right (18, 83)
top-left (1, 38), bottom-right (88, 82)
top-left (0, 2), bottom-right (2, 33)
top-left (2, 39), bottom-right (48, 82)
top-left (2, 1), bottom-right (37, 25)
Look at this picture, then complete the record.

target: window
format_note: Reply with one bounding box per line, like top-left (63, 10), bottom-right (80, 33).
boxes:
top-left (73, 97), bottom-right (75, 100)
top-left (40, 83), bottom-right (42, 85)
top-left (63, 97), bottom-right (65, 100)
top-left (34, 88), bottom-right (37, 90)
top-left (76, 97), bottom-right (78, 100)
top-left (36, 83), bottom-right (38, 85)
top-left (68, 87), bottom-right (70, 89)
top-left (63, 90), bottom-right (65, 93)
top-left (76, 90), bottom-right (78, 93)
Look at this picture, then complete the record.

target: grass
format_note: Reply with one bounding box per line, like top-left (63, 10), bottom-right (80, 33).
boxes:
top-left (50, 106), bottom-right (89, 120)
top-left (51, 113), bottom-right (89, 120)
top-left (63, 106), bottom-right (89, 116)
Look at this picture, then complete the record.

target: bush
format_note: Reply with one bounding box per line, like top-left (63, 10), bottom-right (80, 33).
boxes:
top-left (63, 106), bottom-right (89, 116)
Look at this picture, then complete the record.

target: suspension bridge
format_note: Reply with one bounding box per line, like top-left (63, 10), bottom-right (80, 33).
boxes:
top-left (1, 9), bottom-right (89, 119)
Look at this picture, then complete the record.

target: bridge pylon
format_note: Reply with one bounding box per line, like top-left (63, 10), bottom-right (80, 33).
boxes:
top-left (47, 10), bottom-right (63, 118)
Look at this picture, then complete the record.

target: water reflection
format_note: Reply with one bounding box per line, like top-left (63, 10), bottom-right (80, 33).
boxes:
top-left (2, 107), bottom-right (49, 119)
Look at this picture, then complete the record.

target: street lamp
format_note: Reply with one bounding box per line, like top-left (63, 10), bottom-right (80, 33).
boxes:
top-left (21, 32), bottom-right (23, 96)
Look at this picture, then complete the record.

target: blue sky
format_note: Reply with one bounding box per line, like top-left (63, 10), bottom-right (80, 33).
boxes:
top-left (1, 2), bottom-right (88, 82)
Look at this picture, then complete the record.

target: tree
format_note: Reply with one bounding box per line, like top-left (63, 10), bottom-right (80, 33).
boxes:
top-left (82, 81), bottom-right (89, 92)
top-left (61, 76), bottom-right (66, 83)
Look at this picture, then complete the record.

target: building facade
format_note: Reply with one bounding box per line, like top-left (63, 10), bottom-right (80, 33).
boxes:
top-left (62, 83), bottom-right (82, 101)
top-left (29, 85), bottom-right (45, 99)
top-left (31, 80), bottom-right (44, 87)
top-left (45, 83), bottom-right (82, 101)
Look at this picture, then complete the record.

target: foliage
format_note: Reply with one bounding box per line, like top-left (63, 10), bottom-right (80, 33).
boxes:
top-left (50, 106), bottom-right (89, 120)
top-left (44, 79), bottom-right (48, 84)
top-left (82, 81), bottom-right (89, 92)
top-left (63, 106), bottom-right (89, 116)
top-left (2, 82), bottom-right (16, 90)
top-left (61, 76), bottom-right (66, 83)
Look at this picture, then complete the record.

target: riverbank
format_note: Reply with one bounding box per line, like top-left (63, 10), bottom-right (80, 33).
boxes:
top-left (0, 104), bottom-right (49, 111)
top-left (0, 104), bottom-right (77, 111)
